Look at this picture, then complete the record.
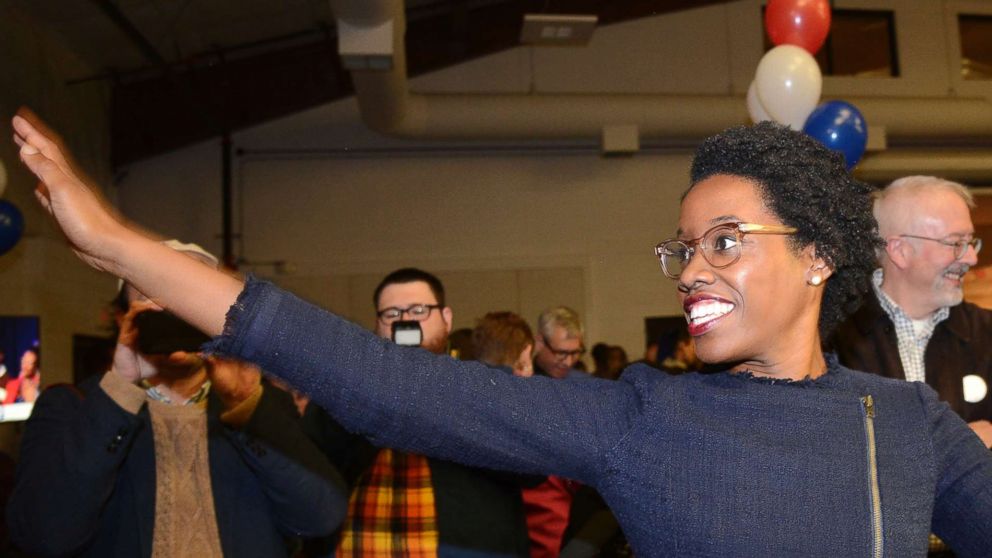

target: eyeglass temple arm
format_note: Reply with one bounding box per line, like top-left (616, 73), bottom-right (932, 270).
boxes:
top-left (737, 223), bottom-right (798, 234)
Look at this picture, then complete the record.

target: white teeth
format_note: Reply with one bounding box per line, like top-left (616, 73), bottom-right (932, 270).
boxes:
top-left (686, 300), bottom-right (735, 325)
top-left (944, 270), bottom-right (965, 281)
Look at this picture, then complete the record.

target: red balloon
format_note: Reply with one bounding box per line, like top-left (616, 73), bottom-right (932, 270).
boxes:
top-left (765, 0), bottom-right (831, 55)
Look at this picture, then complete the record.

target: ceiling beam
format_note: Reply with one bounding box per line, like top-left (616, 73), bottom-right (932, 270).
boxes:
top-left (108, 0), bottom-right (738, 168)
top-left (89, 0), bottom-right (167, 67)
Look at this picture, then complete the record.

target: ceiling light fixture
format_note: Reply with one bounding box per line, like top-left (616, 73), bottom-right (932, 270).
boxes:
top-left (520, 14), bottom-right (598, 46)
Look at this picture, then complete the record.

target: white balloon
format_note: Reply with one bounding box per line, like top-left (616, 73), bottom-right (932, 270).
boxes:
top-left (0, 159), bottom-right (6, 198)
top-left (755, 45), bottom-right (823, 130)
top-left (746, 81), bottom-right (773, 123)
top-left (963, 374), bottom-right (988, 404)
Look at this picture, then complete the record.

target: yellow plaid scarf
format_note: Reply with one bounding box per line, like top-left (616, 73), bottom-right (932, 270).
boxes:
top-left (337, 448), bottom-right (439, 557)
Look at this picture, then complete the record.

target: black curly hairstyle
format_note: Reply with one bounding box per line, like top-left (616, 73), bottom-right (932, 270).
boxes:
top-left (687, 121), bottom-right (882, 339)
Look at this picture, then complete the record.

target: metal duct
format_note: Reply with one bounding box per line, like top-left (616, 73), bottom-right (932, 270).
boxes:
top-left (857, 149), bottom-right (992, 184)
top-left (330, 0), bottom-right (992, 180)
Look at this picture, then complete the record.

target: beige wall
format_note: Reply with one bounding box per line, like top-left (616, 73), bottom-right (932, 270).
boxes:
top-left (116, 0), bottom-right (992, 360)
top-left (0, 3), bottom-right (113, 390)
top-left (120, 128), bottom-right (689, 361)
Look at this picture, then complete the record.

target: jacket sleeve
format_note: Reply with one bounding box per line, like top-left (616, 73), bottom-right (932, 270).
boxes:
top-left (301, 402), bottom-right (380, 488)
top-left (223, 383), bottom-right (349, 537)
top-left (205, 278), bottom-right (642, 484)
top-left (6, 374), bottom-right (146, 556)
top-left (925, 383), bottom-right (992, 557)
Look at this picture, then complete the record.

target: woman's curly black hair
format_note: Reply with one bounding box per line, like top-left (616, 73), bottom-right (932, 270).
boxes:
top-left (687, 121), bottom-right (883, 339)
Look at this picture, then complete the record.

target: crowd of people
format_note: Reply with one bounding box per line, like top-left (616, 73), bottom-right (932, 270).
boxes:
top-left (4, 109), bottom-right (992, 556)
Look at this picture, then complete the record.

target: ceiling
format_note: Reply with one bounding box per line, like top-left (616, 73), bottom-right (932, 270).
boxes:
top-left (16, 0), bottom-right (733, 167)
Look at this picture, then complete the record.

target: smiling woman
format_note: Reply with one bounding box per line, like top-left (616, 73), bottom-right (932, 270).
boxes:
top-left (12, 110), bottom-right (992, 557)
top-left (661, 121), bottom-right (882, 378)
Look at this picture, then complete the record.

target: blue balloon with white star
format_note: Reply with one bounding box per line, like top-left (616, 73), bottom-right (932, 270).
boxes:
top-left (803, 100), bottom-right (868, 170)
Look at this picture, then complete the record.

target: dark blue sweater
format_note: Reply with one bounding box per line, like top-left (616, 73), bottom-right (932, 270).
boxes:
top-left (208, 278), bottom-right (992, 557)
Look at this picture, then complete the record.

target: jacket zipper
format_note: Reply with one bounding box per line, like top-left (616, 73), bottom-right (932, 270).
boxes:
top-left (861, 395), bottom-right (883, 558)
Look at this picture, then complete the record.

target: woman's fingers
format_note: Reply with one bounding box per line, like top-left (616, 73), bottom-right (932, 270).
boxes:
top-left (33, 189), bottom-right (52, 214)
top-left (18, 151), bottom-right (70, 204)
top-left (13, 114), bottom-right (78, 184)
top-left (13, 115), bottom-right (53, 157)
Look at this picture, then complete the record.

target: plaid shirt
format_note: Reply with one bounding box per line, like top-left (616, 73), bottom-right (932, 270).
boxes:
top-left (872, 269), bottom-right (950, 383)
top-left (337, 448), bottom-right (438, 557)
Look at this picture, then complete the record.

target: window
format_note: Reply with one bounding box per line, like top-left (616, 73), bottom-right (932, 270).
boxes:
top-left (959, 15), bottom-right (992, 80)
top-left (763, 9), bottom-right (899, 77)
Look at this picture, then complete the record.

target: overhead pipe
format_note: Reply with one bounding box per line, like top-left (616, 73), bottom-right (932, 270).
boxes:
top-left (329, 0), bottom-right (992, 158)
top-left (857, 149), bottom-right (992, 184)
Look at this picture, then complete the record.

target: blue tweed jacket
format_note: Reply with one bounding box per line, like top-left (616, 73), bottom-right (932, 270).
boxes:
top-left (209, 278), bottom-right (992, 557)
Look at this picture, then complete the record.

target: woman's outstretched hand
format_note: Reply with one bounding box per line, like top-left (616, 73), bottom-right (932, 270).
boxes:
top-left (13, 107), bottom-right (245, 338)
top-left (12, 108), bottom-right (133, 275)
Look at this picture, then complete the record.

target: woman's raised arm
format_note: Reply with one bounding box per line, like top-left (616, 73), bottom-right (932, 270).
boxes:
top-left (13, 109), bottom-right (241, 335)
top-left (13, 109), bottom-right (642, 482)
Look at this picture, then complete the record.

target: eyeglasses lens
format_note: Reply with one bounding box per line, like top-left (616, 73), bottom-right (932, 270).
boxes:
top-left (702, 226), bottom-right (742, 268)
top-left (660, 241), bottom-right (689, 279)
top-left (957, 238), bottom-right (983, 259)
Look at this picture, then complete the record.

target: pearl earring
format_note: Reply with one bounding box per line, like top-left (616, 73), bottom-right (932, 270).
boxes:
top-left (808, 275), bottom-right (822, 286)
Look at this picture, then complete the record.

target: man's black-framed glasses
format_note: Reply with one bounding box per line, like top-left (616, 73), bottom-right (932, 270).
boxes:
top-left (377, 304), bottom-right (443, 323)
top-left (654, 222), bottom-right (798, 280)
top-left (542, 334), bottom-right (585, 361)
top-left (898, 234), bottom-right (982, 261)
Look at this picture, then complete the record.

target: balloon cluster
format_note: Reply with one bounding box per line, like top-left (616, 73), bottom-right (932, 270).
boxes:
top-left (747, 0), bottom-right (868, 170)
top-left (0, 160), bottom-right (24, 257)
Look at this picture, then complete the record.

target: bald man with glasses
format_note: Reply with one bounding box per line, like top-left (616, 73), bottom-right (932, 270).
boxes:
top-left (833, 176), bottom-right (992, 447)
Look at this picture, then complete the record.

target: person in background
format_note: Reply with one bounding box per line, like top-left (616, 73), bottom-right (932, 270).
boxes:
top-left (591, 344), bottom-right (628, 381)
top-left (303, 268), bottom-right (532, 557)
top-left (532, 306), bottom-right (587, 380)
top-left (448, 327), bottom-right (476, 360)
top-left (604, 346), bottom-right (628, 380)
top-left (7, 240), bottom-right (346, 557)
top-left (590, 343), bottom-right (610, 376)
top-left (659, 328), bottom-right (702, 374)
top-left (15, 110), bottom-right (992, 557)
top-left (3, 347), bottom-right (41, 404)
top-left (524, 306), bottom-right (589, 557)
top-left (833, 176), bottom-right (992, 447)
top-left (633, 335), bottom-right (666, 370)
top-left (473, 311), bottom-right (535, 377)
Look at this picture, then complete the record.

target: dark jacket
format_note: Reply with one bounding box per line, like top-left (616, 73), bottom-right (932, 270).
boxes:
top-left (7, 375), bottom-right (347, 557)
top-left (302, 394), bottom-right (536, 557)
top-left (206, 278), bottom-right (992, 557)
top-left (832, 294), bottom-right (992, 423)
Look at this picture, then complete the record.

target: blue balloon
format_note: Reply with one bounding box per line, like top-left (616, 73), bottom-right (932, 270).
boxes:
top-left (802, 100), bottom-right (868, 170)
top-left (0, 200), bottom-right (24, 256)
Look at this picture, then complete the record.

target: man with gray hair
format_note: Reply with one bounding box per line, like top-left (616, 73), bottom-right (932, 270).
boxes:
top-left (524, 305), bottom-right (588, 557)
top-left (532, 306), bottom-right (587, 380)
top-left (834, 175), bottom-right (992, 446)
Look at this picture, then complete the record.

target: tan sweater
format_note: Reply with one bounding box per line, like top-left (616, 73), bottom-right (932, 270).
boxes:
top-left (100, 372), bottom-right (263, 558)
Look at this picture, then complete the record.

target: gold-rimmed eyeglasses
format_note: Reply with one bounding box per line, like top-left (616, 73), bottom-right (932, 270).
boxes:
top-left (654, 222), bottom-right (798, 280)
top-left (898, 234), bottom-right (982, 261)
